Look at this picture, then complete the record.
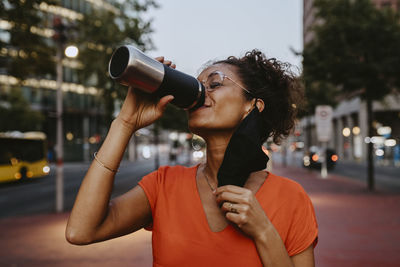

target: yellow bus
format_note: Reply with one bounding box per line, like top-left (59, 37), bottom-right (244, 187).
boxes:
top-left (0, 131), bottom-right (50, 183)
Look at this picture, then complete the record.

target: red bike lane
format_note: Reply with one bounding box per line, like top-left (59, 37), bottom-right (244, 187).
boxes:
top-left (273, 163), bottom-right (400, 267)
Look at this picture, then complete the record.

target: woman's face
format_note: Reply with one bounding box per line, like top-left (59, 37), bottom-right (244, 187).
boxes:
top-left (188, 63), bottom-right (253, 136)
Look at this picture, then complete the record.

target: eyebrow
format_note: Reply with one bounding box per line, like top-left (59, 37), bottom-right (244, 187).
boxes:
top-left (199, 71), bottom-right (220, 81)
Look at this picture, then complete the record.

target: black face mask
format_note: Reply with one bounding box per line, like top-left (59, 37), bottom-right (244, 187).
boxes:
top-left (217, 107), bottom-right (269, 187)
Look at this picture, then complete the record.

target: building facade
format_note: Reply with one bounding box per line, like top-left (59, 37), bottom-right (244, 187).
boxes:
top-left (302, 0), bottom-right (400, 167)
top-left (0, 1), bottom-right (119, 161)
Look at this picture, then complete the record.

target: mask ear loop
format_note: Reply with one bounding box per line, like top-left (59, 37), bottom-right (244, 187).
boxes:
top-left (253, 98), bottom-right (260, 112)
top-left (245, 98), bottom-right (259, 115)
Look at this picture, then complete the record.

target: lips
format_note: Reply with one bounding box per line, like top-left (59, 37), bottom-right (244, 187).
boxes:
top-left (189, 103), bottom-right (210, 114)
top-left (198, 103), bottom-right (212, 110)
top-left (198, 105), bottom-right (209, 109)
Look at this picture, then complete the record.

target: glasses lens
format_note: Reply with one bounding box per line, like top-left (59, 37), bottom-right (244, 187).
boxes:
top-left (205, 72), bottom-right (224, 91)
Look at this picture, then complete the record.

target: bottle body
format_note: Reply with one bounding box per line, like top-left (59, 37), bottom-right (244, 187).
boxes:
top-left (108, 45), bottom-right (205, 110)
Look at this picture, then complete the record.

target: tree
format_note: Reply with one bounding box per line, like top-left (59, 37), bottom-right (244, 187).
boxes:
top-left (75, 0), bottom-right (190, 129)
top-left (302, 0), bottom-right (400, 190)
top-left (0, 1), bottom-right (55, 133)
top-left (0, 87), bottom-right (44, 132)
top-left (76, 1), bottom-right (190, 167)
top-left (1, 0), bottom-right (56, 80)
top-left (75, 0), bottom-right (158, 125)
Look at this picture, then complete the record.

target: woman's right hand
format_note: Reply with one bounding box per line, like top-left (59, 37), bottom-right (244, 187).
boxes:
top-left (116, 57), bottom-right (176, 131)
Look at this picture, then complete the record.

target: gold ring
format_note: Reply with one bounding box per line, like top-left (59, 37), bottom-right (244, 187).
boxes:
top-left (228, 203), bottom-right (238, 213)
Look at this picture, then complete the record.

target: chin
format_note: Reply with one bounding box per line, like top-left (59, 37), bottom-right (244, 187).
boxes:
top-left (188, 116), bottom-right (219, 137)
top-left (188, 109), bottom-right (209, 128)
top-left (188, 120), bottom-right (207, 136)
top-left (188, 108), bottom-right (241, 135)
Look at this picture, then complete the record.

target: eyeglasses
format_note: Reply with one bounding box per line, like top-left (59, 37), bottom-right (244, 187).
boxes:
top-left (200, 71), bottom-right (254, 97)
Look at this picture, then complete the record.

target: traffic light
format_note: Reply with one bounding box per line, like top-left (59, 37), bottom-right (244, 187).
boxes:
top-left (52, 17), bottom-right (67, 44)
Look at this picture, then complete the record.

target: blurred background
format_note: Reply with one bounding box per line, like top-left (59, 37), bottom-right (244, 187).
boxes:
top-left (0, 0), bottom-right (399, 266)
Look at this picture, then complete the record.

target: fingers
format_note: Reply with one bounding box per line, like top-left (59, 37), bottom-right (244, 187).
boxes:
top-left (215, 185), bottom-right (252, 205)
top-left (215, 185), bottom-right (246, 195)
top-left (225, 212), bottom-right (246, 228)
top-left (156, 95), bottom-right (174, 114)
top-left (215, 186), bottom-right (254, 228)
top-left (163, 60), bottom-right (176, 69)
top-left (221, 202), bottom-right (247, 229)
top-left (216, 186), bottom-right (269, 236)
top-left (155, 56), bottom-right (176, 69)
top-left (215, 191), bottom-right (244, 206)
top-left (221, 202), bottom-right (247, 214)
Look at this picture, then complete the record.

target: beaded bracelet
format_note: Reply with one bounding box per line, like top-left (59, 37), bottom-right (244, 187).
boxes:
top-left (93, 152), bottom-right (119, 173)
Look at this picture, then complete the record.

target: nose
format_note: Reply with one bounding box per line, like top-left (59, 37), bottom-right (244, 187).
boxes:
top-left (202, 90), bottom-right (213, 107)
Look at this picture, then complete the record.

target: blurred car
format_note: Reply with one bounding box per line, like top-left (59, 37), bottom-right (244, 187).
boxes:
top-left (303, 146), bottom-right (338, 170)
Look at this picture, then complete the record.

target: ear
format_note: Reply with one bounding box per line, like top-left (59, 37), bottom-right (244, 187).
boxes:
top-left (243, 98), bottom-right (265, 120)
top-left (255, 98), bottom-right (265, 112)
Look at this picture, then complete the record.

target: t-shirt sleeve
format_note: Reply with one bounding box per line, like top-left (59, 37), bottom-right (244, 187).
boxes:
top-left (138, 167), bottom-right (165, 230)
top-left (285, 186), bottom-right (318, 256)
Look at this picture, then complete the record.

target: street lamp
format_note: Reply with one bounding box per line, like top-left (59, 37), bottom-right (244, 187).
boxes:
top-left (53, 17), bottom-right (79, 213)
top-left (55, 44), bottom-right (79, 213)
top-left (65, 45), bottom-right (79, 58)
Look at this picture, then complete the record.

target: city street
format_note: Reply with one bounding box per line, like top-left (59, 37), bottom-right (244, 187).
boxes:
top-left (1, 154), bottom-right (398, 218)
top-left (0, 158), bottom-right (166, 218)
top-left (273, 152), bottom-right (400, 192)
top-left (0, 160), bottom-right (399, 266)
top-left (331, 161), bottom-right (400, 192)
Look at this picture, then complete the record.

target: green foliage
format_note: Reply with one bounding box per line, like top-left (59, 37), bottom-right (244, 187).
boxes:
top-left (302, 0), bottom-right (400, 114)
top-left (76, 0), bottom-right (188, 131)
top-left (75, 0), bottom-right (158, 125)
top-left (298, 78), bottom-right (338, 117)
top-left (0, 88), bottom-right (44, 132)
top-left (1, 0), bottom-right (56, 79)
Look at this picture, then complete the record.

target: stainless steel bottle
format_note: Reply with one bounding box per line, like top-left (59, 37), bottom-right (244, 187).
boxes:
top-left (108, 45), bottom-right (205, 110)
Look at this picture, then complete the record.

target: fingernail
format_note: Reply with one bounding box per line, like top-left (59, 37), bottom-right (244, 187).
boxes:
top-left (212, 189), bottom-right (217, 194)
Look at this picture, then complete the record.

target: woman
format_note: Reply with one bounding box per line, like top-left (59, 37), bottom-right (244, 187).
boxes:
top-left (66, 50), bottom-right (318, 266)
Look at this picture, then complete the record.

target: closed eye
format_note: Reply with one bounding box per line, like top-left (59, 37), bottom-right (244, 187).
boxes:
top-left (209, 82), bottom-right (222, 89)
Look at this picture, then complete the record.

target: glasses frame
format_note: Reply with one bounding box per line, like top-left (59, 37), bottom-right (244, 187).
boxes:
top-left (201, 71), bottom-right (254, 97)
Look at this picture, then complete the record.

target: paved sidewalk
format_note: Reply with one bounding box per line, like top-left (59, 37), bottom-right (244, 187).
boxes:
top-left (273, 163), bottom-right (400, 267)
top-left (0, 213), bottom-right (153, 267)
top-left (0, 163), bottom-right (399, 266)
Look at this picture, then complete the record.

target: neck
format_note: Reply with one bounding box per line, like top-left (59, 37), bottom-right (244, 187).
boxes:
top-left (202, 131), bottom-right (233, 184)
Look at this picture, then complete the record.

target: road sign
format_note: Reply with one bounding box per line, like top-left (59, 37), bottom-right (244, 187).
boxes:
top-left (315, 105), bottom-right (333, 142)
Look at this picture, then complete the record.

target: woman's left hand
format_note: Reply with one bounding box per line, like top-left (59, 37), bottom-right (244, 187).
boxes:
top-left (215, 185), bottom-right (271, 240)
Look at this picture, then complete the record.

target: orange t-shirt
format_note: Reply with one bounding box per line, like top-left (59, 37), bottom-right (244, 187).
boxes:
top-left (138, 164), bottom-right (318, 267)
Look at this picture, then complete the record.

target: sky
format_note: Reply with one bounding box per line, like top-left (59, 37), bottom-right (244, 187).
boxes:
top-left (144, 0), bottom-right (303, 76)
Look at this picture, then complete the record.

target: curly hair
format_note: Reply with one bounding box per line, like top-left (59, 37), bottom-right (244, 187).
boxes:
top-left (213, 50), bottom-right (304, 144)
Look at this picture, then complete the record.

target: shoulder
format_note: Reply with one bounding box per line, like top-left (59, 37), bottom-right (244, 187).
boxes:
top-left (259, 173), bottom-right (318, 254)
top-left (140, 164), bottom-right (198, 187)
top-left (155, 164), bottom-right (197, 180)
top-left (259, 172), bottom-right (313, 210)
top-left (157, 164), bottom-right (196, 175)
top-left (268, 172), bottom-right (308, 196)
top-left (138, 164), bottom-right (198, 208)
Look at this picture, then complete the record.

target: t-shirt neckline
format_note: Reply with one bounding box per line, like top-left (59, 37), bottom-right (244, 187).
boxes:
top-left (191, 164), bottom-right (270, 234)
